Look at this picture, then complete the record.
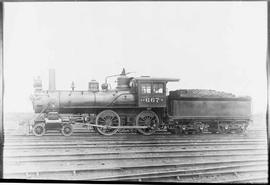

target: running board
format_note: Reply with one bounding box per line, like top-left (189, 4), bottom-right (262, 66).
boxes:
top-left (87, 123), bottom-right (149, 129)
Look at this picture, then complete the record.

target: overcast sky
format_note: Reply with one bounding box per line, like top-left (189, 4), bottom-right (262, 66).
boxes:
top-left (3, 2), bottom-right (267, 114)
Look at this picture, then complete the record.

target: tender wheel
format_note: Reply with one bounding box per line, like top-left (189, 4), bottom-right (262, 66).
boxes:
top-left (218, 123), bottom-right (229, 134)
top-left (95, 110), bottom-right (120, 136)
top-left (209, 128), bottom-right (219, 134)
top-left (169, 126), bottom-right (183, 135)
top-left (235, 122), bottom-right (248, 134)
top-left (195, 123), bottom-right (204, 134)
top-left (208, 123), bottom-right (218, 134)
top-left (61, 124), bottom-right (73, 136)
top-left (136, 110), bottom-right (159, 136)
top-left (177, 126), bottom-right (184, 135)
top-left (236, 127), bottom-right (246, 134)
top-left (183, 130), bottom-right (189, 135)
top-left (167, 128), bottom-right (176, 134)
top-left (32, 123), bottom-right (45, 136)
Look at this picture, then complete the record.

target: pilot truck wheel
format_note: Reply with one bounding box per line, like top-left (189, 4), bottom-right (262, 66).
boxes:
top-left (33, 123), bottom-right (46, 136)
top-left (95, 110), bottom-right (120, 136)
top-left (61, 124), bottom-right (73, 136)
top-left (136, 110), bottom-right (159, 136)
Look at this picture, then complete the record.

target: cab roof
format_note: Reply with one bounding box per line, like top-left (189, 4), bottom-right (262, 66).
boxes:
top-left (134, 77), bottom-right (179, 82)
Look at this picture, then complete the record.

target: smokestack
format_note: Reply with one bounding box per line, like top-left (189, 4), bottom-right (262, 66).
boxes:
top-left (49, 69), bottom-right (56, 91)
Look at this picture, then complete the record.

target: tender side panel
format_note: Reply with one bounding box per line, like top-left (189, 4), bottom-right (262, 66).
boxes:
top-left (169, 98), bottom-right (251, 118)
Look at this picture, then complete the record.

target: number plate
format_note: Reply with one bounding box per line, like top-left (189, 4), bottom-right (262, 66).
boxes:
top-left (140, 97), bottom-right (165, 106)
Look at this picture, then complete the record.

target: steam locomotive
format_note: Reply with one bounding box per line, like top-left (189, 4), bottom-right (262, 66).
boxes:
top-left (30, 69), bottom-right (251, 136)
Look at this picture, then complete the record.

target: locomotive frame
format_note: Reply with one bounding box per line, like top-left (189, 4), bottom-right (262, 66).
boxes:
top-left (31, 69), bottom-right (179, 136)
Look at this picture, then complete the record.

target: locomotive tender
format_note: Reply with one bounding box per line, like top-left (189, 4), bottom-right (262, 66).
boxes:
top-left (30, 69), bottom-right (251, 136)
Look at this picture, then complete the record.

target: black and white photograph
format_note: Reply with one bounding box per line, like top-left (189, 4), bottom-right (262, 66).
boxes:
top-left (2, 1), bottom-right (268, 183)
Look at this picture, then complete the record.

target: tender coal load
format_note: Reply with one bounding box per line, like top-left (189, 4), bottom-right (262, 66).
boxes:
top-left (169, 89), bottom-right (238, 98)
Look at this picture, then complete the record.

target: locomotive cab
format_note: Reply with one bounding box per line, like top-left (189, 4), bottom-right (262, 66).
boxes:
top-left (134, 77), bottom-right (179, 108)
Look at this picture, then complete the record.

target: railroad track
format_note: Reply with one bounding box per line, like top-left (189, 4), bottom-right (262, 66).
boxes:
top-left (3, 130), bottom-right (268, 183)
top-left (4, 127), bottom-right (267, 137)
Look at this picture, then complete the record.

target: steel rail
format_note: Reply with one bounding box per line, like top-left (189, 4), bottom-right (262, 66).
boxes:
top-left (4, 140), bottom-right (267, 146)
top-left (3, 141), bottom-right (267, 150)
top-left (4, 138), bottom-right (267, 145)
top-left (230, 177), bottom-right (268, 183)
top-left (94, 163), bottom-right (267, 181)
top-left (206, 173), bottom-right (268, 183)
top-left (4, 156), bottom-right (267, 174)
top-left (141, 170), bottom-right (268, 183)
top-left (4, 146), bottom-right (267, 158)
top-left (4, 137), bottom-right (266, 143)
top-left (4, 150), bottom-right (267, 164)
top-left (4, 129), bottom-right (266, 137)
top-left (5, 160), bottom-right (267, 181)
top-left (4, 127), bottom-right (266, 134)
top-left (4, 133), bottom-right (267, 140)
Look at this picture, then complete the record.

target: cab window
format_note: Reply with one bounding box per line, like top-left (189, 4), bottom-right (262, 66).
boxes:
top-left (141, 83), bottom-right (151, 94)
top-left (153, 83), bottom-right (164, 94)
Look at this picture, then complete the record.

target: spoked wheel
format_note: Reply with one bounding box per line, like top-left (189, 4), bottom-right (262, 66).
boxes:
top-left (236, 127), bottom-right (246, 134)
top-left (168, 127), bottom-right (183, 135)
top-left (167, 128), bottom-right (176, 134)
top-left (32, 123), bottom-right (45, 136)
top-left (95, 110), bottom-right (120, 136)
top-left (177, 126), bottom-right (184, 135)
top-left (235, 123), bottom-right (248, 134)
top-left (136, 110), bottom-right (159, 136)
top-left (208, 123), bottom-right (219, 134)
top-left (61, 124), bottom-right (73, 136)
top-left (195, 122), bottom-right (204, 134)
top-left (218, 123), bottom-right (229, 134)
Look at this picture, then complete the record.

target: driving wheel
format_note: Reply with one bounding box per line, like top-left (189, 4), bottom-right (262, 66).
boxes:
top-left (95, 110), bottom-right (120, 136)
top-left (61, 124), bottom-right (73, 136)
top-left (136, 110), bottom-right (159, 136)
